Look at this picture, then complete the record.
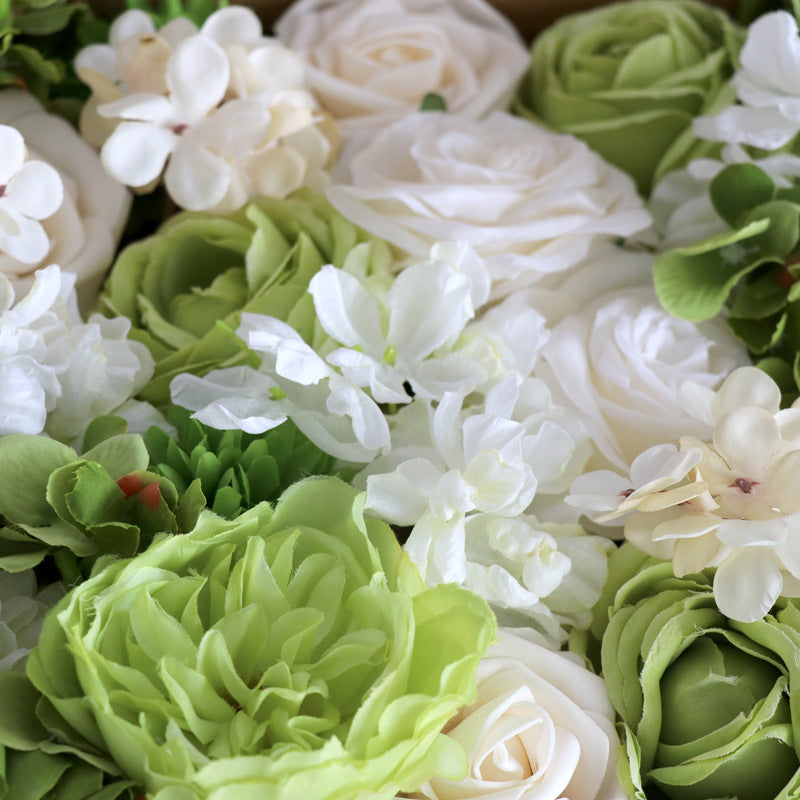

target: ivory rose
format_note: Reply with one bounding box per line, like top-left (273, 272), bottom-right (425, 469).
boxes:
top-left (418, 629), bottom-right (625, 800)
top-left (0, 90), bottom-right (130, 310)
top-left (275, 0), bottom-right (529, 134)
top-left (328, 111), bottom-right (651, 298)
top-left (539, 286), bottom-right (749, 469)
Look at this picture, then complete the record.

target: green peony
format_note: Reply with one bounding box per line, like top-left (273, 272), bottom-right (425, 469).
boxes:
top-left (145, 407), bottom-right (338, 519)
top-left (99, 190), bottom-right (394, 405)
top-left (26, 477), bottom-right (496, 800)
top-left (654, 162), bottom-right (800, 404)
top-left (0, 431), bottom-right (203, 582)
top-left (514, 0), bottom-right (743, 194)
top-left (585, 544), bottom-right (800, 800)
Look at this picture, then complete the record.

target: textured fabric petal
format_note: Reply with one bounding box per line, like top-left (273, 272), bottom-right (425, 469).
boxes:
top-left (6, 160), bottom-right (64, 220)
top-left (101, 121), bottom-right (177, 186)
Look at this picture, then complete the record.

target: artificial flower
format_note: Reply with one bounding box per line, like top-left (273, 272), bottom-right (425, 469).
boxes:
top-left (539, 285), bottom-right (749, 469)
top-left (585, 544), bottom-right (800, 800)
top-left (418, 629), bottom-right (626, 800)
top-left (515, 0), bottom-right (744, 194)
top-left (275, 0), bottom-right (529, 134)
top-left (0, 570), bottom-right (61, 671)
top-left (99, 190), bottom-right (393, 404)
top-left (568, 366), bottom-right (800, 622)
top-left (0, 265), bottom-right (153, 441)
top-left (694, 11), bottom-right (800, 150)
top-left (0, 429), bottom-right (203, 580)
top-left (328, 111), bottom-right (650, 298)
top-left (145, 406), bottom-right (336, 518)
top-left (0, 90), bottom-right (131, 309)
top-left (26, 477), bottom-right (496, 800)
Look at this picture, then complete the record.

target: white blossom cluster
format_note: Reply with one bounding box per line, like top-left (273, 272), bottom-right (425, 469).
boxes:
top-left (75, 6), bottom-right (337, 213)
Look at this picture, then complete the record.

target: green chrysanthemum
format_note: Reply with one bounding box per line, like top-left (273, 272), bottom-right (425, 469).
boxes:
top-left (26, 477), bottom-right (496, 800)
top-left (583, 544), bottom-right (800, 800)
top-left (514, 0), bottom-right (743, 194)
top-left (99, 190), bottom-right (394, 405)
top-left (654, 162), bottom-right (800, 403)
top-left (145, 407), bottom-right (337, 519)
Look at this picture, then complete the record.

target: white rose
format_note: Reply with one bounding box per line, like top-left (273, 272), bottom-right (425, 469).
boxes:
top-left (539, 286), bottom-right (749, 470)
top-left (275, 0), bottom-right (529, 134)
top-left (327, 112), bottom-right (651, 298)
top-left (0, 90), bottom-right (130, 310)
top-left (419, 629), bottom-right (625, 800)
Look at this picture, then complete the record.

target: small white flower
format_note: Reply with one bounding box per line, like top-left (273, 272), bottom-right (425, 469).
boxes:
top-left (0, 265), bottom-right (153, 441)
top-left (0, 125), bottom-right (63, 265)
top-left (694, 12), bottom-right (800, 151)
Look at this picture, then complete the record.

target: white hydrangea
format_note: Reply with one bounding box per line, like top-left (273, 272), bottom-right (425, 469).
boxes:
top-left (567, 366), bottom-right (800, 624)
top-left (0, 570), bottom-right (62, 671)
top-left (76, 6), bottom-right (337, 213)
top-left (0, 264), bottom-right (154, 441)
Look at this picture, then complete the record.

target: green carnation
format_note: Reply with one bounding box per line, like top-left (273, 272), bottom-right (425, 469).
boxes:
top-left (586, 544), bottom-right (800, 800)
top-left (0, 431), bottom-right (203, 582)
top-left (26, 477), bottom-right (496, 800)
top-left (514, 0), bottom-right (743, 194)
top-left (145, 407), bottom-right (338, 519)
top-left (654, 162), bottom-right (800, 403)
top-left (99, 190), bottom-right (393, 405)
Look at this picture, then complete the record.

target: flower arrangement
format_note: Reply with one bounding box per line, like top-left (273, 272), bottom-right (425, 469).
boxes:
top-left (1, 0), bottom-right (799, 798)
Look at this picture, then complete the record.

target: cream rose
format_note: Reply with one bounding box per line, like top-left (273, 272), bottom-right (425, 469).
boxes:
top-left (539, 285), bottom-right (749, 470)
top-left (418, 629), bottom-right (625, 800)
top-left (0, 90), bottom-right (130, 310)
top-left (275, 0), bottom-right (529, 134)
top-left (327, 111), bottom-right (651, 298)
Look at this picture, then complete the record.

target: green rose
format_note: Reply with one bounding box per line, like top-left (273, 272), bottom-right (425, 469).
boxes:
top-left (26, 477), bottom-right (496, 800)
top-left (99, 190), bottom-right (393, 405)
top-left (586, 544), bottom-right (800, 800)
top-left (654, 162), bottom-right (800, 404)
top-left (514, 0), bottom-right (743, 194)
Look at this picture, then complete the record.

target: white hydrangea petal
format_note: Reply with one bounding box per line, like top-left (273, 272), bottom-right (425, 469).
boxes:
top-left (0, 126), bottom-right (26, 185)
top-left (738, 11), bottom-right (800, 100)
top-left (712, 406), bottom-right (783, 474)
top-left (0, 207), bottom-right (49, 264)
top-left (165, 141), bottom-right (231, 211)
top-left (6, 160), bottom-right (64, 220)
top-left (101, 121), bottom-right (177, 186)
top-left (308, 264), bottom-right (384, 349)
top-left (672, 533), bottom-right (720, 577)
top-left (166, 35), bottom-right (230, 121)
top-left (108, 8), bottom-right (155, 46)
top-left (716, 518), bottom-right (788, 548)
top-left (694, 105), bottom-right (799, 150)
top-left (711, 365), bottom-right (782, 418)
top-left (365, 458), bottom-right (443, 525)
top-left (201, 5), bottom-right (263, 44)
top-left (713, 547), bottom-right (782, 622)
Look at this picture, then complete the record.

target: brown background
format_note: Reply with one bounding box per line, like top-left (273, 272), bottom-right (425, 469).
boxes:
top-left (89, 0), bottom-right (740, 39)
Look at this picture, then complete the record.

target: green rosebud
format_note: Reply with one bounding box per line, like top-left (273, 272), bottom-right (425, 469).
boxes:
top-left (514, 0), bottom-right (744, 194)
top-left (587, 544), bottom-right (800, 800)
top-left (145, 407), bottom-right (338, 519)
top-left (653, 162), bottom-right (800, 404)
top-left (26, 477), bottom-right (496, 800)
top-left (0, 432), bottom-right (203, 581)
top-left (99, 190), bottom-right (394, 405)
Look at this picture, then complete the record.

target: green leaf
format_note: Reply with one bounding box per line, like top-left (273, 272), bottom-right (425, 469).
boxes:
top-left (710, 163), bottom-right (776, 227)
top-left (0, 672), bottom-right (48, 750)
top-left (420, 92), bottom-right (447, 112)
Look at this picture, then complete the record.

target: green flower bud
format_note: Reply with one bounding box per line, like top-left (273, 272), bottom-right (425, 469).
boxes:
top-left (99, 190), bottom-right (394, 405)
top-left (26, 477), bottom-right (496, 800)
top-left (145, 407), bottom-right (338, 519)
top-left (514, 0), bottom-right (744, 194)
top-left (587, 544), bottom-right (800, 800)
top-left (0, 432), bottom-right (202, 581)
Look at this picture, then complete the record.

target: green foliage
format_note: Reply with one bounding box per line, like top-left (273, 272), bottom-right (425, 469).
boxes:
top-left (145, 406), bottom-right (338, 518)
top-left (124, 0), bottom-right (224, 27)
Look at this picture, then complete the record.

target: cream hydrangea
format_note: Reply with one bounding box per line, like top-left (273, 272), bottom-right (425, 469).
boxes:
top-left (567, 366), bottom-right (800, 623)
